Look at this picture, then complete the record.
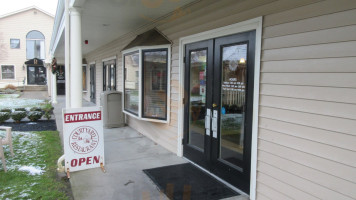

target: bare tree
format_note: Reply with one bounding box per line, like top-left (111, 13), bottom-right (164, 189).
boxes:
top-left (0, 32), bottom-right (8, 60)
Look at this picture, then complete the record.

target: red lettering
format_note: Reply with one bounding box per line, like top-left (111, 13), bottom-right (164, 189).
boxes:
top-left (79, 158), bottom-right (86, 166)
top-left (64, 111), bottom-right (101, 123)
top-left (86, 156), bottom-right (92, 165)
top-left (93, 156), bottom-right (100, 164)
top-left (71, 159), bottom-right (78, 167)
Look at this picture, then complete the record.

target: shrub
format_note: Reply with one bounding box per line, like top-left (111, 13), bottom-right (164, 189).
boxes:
top-left (28, 111), bottom-right (43, 122)
top-left (0, 108), bottom-right (12, 113)
top-left (0, 112), bottom-right (11, 123)
top-left (4, 88), bottom-right (16, 94)
top-left (11, 111), bottom-right (27, 122)
top-left (42, 103), bottom-right (54, 120)
top-left (30, 107), bottom-right (43, 112)
top-left (15, 108), bottom-right (27, 112)
top-left (4, 84), bottom-right (16, 90)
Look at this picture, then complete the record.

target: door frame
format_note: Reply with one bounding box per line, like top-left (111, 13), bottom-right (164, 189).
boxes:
top-left (178, 17), bottom-right (262, 199)
top-left (89, 62), bottom-right (96, 103)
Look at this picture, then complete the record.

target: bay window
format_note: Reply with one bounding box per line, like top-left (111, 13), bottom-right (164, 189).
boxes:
top-left (123, 46), bottom-right (170, 123)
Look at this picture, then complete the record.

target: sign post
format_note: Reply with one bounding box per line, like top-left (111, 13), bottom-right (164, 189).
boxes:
top-left (62, 107), bottom-right (105, 176)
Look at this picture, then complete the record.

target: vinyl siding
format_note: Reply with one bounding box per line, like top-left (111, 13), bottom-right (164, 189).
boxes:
top-left (0, 8), bottom-right (53, 88)
top-left (82, 0), bottom-right (356, 198)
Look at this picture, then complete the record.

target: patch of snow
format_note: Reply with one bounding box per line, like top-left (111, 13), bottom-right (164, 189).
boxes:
top-left (19, 166), bottom-right (44, 175)
top-left (27, 122), bottom-right (37, 125)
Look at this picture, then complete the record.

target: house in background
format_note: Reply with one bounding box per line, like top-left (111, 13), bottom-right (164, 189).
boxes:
top-left (50, 0), bottom-right (356, 199)
top-left (0, 6), bottom-right (54, 91)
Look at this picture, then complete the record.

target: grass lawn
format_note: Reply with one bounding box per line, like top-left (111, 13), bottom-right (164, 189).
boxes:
top-left (0, 131), bottom-right (71, 199)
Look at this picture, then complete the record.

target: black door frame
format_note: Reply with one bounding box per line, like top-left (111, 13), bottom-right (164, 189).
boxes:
top-left (90, 64), bottom-right (96, 103)
top-left (182, 31), bottom-right (256, 194)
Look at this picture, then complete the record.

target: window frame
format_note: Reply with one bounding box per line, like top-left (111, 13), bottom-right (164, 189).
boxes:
top-left (1, 65), bottom-right (16, 80)
top-left (10, 39), bottom-right (20, 49)
top-left (82, 65), bottom-right (87, 91)
top-left (26, 30), bottom-right (46, 60)
top-left (102, 57), bottom-right (117, 91)
top-left (122, 45), bottom-right (171, 123)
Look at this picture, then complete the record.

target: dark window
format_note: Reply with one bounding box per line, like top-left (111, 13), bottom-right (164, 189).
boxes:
top-left (10, 39), bottom-right (20, 49)
top-left (103, 59), bottom-right (116, 91)
top-left (1, 65), bottom-right (15, 79)
top-left (82, 66), bottom-right (87, 91)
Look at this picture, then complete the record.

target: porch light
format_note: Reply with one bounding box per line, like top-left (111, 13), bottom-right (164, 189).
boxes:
top-left (239, 58), bottom-right (246, 64)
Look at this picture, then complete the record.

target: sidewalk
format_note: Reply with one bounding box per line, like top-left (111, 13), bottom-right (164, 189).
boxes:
top-left (53, 95), bottom-right (187, 199)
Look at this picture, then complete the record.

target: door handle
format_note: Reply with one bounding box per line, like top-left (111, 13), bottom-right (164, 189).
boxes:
top-left (212, 110), bottom-right (218, 138)
top-left (205, 109), bottom-right (211, 136)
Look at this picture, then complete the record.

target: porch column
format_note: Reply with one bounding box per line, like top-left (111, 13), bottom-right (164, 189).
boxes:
top-left (52, 74), bottom-right (57, 104)
top-left (69, 7), bottom-right (82, 108)
top-left (65, 0), bottom-right (71, 108)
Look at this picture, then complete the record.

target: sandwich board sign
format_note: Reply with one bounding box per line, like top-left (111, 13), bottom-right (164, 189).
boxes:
top-left (62, 107), bottom-right (105, 173)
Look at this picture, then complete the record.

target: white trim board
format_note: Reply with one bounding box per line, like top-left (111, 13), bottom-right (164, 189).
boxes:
top-left (177, 16), bottom-right (263, 200)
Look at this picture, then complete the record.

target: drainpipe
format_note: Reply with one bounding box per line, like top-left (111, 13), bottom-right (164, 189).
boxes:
top-left (69, 6), bottom-right (83, 108)
top-left (65, 0), bottom-right (71, 108)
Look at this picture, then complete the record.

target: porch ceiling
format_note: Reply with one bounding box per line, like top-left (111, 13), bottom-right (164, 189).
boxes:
top-left (53, 0), bottom-right (197, 59)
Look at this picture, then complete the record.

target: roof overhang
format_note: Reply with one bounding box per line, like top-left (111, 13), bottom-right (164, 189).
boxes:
top-left (50, 0), bottom-right (198, 61)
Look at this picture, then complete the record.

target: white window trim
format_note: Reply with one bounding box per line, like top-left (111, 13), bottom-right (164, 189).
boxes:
top-left (1, 64), bottom-right (16, 80)
top-left (122, 44), bottom-right (171, 123)
top-left (177, 17), bottom-right (263, 200)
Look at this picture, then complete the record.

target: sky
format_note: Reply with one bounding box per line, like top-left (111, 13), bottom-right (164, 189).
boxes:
top-left (0, 0), bottom-right (58, 16)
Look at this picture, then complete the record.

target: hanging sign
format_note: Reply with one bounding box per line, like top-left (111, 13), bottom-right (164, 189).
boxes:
top-left (62, 107), bottom-right (104, 172)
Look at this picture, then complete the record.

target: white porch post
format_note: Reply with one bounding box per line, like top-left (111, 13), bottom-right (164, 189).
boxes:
top-left (65, 0), bottom-right (71, 108)
top-left (69, 7), bottom-right (82, 108)
top-left (52, 74), bottom-right (57, 104)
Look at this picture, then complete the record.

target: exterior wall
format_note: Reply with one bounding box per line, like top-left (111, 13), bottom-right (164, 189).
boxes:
top-left (83, 0), bottom-right (356, 198)
top-left (0, 8), bottom-right (54, 88)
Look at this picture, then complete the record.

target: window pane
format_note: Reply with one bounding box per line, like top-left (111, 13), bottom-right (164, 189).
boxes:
top-left (142, 50), bottom-right (167, 119)
top-left (124, 52), bottom-right (139, 115)
top-left (1, 65), bottom-right (15, 79)
top-left (110, 64), bottom-right (116, 90)
top-left (220, 44), bottom-right (248, 167)
top-left (40, 40), bottom-right (45, 59)
top-left (27, 30), bottom-right (45, 39)
top-left (26, 40), bottom-right (35, 59)
top-left (82, 66), bottom-right (87, 91)
top-left (10, 39), bottom-right (20, 49)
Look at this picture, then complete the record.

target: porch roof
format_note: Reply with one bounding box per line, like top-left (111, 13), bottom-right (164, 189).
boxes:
top-left (50, 0), bottom-right (197, 60)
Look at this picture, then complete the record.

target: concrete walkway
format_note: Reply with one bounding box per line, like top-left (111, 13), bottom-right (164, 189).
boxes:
top-left (53, 95), bottom-right (247, 200)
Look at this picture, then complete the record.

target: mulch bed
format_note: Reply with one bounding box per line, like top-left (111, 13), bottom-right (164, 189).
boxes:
top-left (0, 120), bottom-right (57, 131)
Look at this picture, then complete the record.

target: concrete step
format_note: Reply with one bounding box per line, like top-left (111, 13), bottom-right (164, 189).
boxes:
top-left (21, 85), bottom-right (48, 91)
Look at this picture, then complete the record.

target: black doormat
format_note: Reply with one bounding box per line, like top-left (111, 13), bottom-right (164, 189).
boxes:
top-left (143, 163), bottom-right (239, 200)
top-left (0, 120), bottom-right (57, 131)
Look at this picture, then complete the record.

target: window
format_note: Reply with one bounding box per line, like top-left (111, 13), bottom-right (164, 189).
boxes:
top-left (103, 59), bottom-right (116, 91)
top-left (82, 66), bottom-right (87, 91)
top-left (26, 30), bottom-right (45, 59)
top-left (10, 39), bottom-right (20, 49)
top-left (1, 65), bottom-right (15, 79)
top-left (123, 46), bottom-right (170, 122)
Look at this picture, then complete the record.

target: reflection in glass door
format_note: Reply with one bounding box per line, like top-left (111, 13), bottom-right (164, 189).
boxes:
top-left (220, 44), bottom-right (248, 168)
top-left (188, 49), bottom-right (207, 150)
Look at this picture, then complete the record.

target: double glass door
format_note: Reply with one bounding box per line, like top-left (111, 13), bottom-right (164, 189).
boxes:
top-left (183, 31), bottom-right (255, 193)
top-left (27, 66), bottom-right (46, 85)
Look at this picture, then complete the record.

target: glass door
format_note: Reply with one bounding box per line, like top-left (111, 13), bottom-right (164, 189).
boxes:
top-left (27, 66), bottom-right (46, 85)
top-left (183, 31), bottom-right (256, 194)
